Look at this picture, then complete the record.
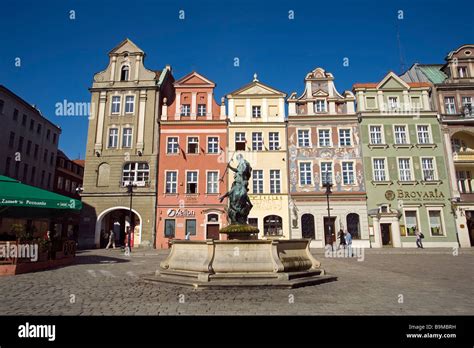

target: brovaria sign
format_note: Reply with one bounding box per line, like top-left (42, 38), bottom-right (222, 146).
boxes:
top-left (393, 189), bottom-right (445, 201)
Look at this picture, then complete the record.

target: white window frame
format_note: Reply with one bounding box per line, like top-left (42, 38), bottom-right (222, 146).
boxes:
top-left (444, 97), bottom-right (456, 114)
top-left (416, 125), bottom-right (432, 144)
top-left (206, 170), bottom-right (219, 194)
top-left (341, 161), bottom-right (355, 185)
top-left (397, 157), bottom-right (414, 182)
top-left (122, 127), bottom-right (133, 148)
top-left (315, 99), bottom-right (326, 113)
top-left (252, 132), bottom-right (263, 151)
top-left (269, 132), bottom-right (280, 151)
top-left (187, 136), bottom-right (199, 154)
top-left (167, 136), bottom-right (179, 154)
top-left (125, 95), bottom-right (135, 114)
top-left (388, 96), bottom-right (399, 110)
top-left (253, 169), bottom-right (264, 194)
top-left (197, 104), bottom-right (207, 116)
top-left (165, 170), bottom-right (178, 194)
top-left (207, 136), bottom-right (219, 154)
top-left (318, 128), bottom-right (332, 147)
top-left (111, 95), bottom-right (121, 115)
top-left (297, 129), bottom-right (311, 148)
top-left (107, 127), bottom-right (119, 148)
top-left (252, 105), bottom-right (261, 118)
top-left (186, 170), bottom-right (199, 194)
top-left (427, 208), bottom-right (446, 237)
top-left (122, 162), bottom-right (150, 186)
top-left (372, 157), bottom-right (388, 182)
top-left (269, 169), bottom-right (281, 194)
top-left (235, 132), bottom-right (246, 151)
top-left (181, 104), bottom-right (191, 117)
top-left (298, 161), bottom-right (313, 186)
top-left (393, 125), bottom-right (409, 145)
top-left (420, 157), bottom-right (438, 181)
top-left (368, 125), bottom-right (384, 145)
top-left (338, 128), bottom-right (352, 147)
top-left (319, 161), bottom-right (334, 186)
top-left (403, 208), bottom-right (420, 236)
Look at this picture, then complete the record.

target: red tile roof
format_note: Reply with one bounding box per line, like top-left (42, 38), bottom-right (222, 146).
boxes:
top-left (72, 159), bottom-right (85, 168)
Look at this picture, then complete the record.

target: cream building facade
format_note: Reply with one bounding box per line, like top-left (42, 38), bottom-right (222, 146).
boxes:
top-left (79, 39), bottom-right (174, 248)
top-left (226, 75), bottom-right (290, 239)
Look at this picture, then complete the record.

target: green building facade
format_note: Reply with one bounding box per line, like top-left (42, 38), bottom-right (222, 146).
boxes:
top-left (354, 72), bottom-right (457, 248)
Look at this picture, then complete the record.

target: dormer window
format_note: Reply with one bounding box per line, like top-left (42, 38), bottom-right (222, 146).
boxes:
top-left (252, 106), bottom-right (261, 118)
top-left (197, 104), bottom-right (206, 116)
top-left (458, 67), bottom-right (468, 78)
top-left (315, 100), bottom-right (326, 113)
top-left (121, 65), bottom-right (130, 81)
top-left (181, 104), bottom-right (191, 116)
top-left (388, 97), bottom-right (398, 110)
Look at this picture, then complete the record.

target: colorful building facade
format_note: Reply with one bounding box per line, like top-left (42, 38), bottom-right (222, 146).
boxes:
top-left (354, 72), bottom-right (457, 248)
top-left (155, 72), bottom-right (227, 248)
top-left (287, 68), bottom-right (369, 248)
top-left (226, 75), bottom-right (290, 239)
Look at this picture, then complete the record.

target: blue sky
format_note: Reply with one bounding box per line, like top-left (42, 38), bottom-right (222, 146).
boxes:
top-left (1, 0), bottom-right (472, 159)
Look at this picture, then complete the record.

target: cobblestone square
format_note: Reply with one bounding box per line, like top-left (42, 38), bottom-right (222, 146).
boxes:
top-left (0, 248), bottom-right (473, 315)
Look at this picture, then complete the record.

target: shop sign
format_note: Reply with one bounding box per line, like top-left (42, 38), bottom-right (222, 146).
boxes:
top-left (167, 208), bottom-right (195, 218)
top-left (387, 189), bottom-right (445, 201)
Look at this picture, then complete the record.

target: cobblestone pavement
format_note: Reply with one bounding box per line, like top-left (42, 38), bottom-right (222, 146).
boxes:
top-left (0, 248), bottom-right (473, 315)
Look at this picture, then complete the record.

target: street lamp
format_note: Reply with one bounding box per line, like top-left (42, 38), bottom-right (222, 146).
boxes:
top-left (126, 182), bottom-right (136, 254)
top-left (323, 171), bottom-right (333, 250)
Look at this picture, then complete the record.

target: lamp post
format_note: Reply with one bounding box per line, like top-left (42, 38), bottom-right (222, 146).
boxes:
top-left (126, 182), bottom-right (136, 254)
top-left (323, 171), bottom-right (333, 250)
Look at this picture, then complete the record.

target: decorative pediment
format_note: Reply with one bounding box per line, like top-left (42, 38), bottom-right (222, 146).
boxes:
top-left (228, 80), bottom-right (286, 97)
top-left (108, 38), bottom-right (144, 55)
top-left (174, 71), bottom-right (215, 87)
top-left (377, 71), bottom-right (410, 90)
top-left (312, 89), bottom-right (329, 97)
top-left (306, 67), bottom-right (333, 80)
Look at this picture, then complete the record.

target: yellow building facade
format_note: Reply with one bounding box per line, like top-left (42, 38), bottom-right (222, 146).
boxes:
top-left (226, 75), bottom-right (290, 239)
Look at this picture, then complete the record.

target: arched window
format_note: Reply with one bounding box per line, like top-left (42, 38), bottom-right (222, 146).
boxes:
top-left (120, 65), bottom-right (130, 81)
top-left (346, 213), bottom-right (360, 239)
top-left (207, 214), bottom-right (219, 223)
top-left (122, 162), bottom-right (149, 186)
top-left (97, 163), bottom-right (110, 187)
top-left (264, 215), bottom-right (283, 236)
top-left (301, 214), bottom-right (315, 239)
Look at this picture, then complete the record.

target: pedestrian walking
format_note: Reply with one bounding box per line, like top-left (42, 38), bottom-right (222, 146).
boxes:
top-left (344, 230), bottom-right (353, 257)
top-left (106, 229), bottom-right (116, 249)
top-left (338, 229), bottom-right (346, 250)
top-left (415, 229), bottom-right (424, 249)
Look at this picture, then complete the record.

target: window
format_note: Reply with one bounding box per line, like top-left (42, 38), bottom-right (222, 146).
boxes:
top-left (181, 104), bottom-right (191, 116)
top-left (421, 157), bottom-right (436, 181)
top-left (315, 100), bottom-right (326, 113)
top-left (186, 171), bottom-right (198, 193)
top-left (270, 170), bottom-right (281, 194)
top-left (394, 125), bottom-right (408, 144)
top-left (369, 126), bottom-right (383, 144)
top-left (15, 162), bottom-right (20, 179)
top-left (265, 132), bottom-right (279, 151)
top-left (167, 137), bottom-right (179, 154)
top-left (458, 66), bottom-right (468, 78)
top-left (122, 128), bottom-right (132, 148)
top-left (164, 219), bottom-right (175, 238)
top-left (52, 133), bottom-right (57, 144)
top-left (388, 96), bottom-right (398, 110)
top-left (0, 100), bottom-right (3, 114)
top-left (13, 109), bottom-right (18, 121)
top-left (342, 162), bottom-right (355, 185)
top-left (43, 149), bottom-right (47, 162)
top-left (122, 162), bottom-right (150, 185)
top-left (29, 119), bottom-right (34, 131)
top-left (208, 214), bottom-right (219, 223)
top-left (339, 129), bottom-right (351, 146)
top-left (373, 159), bottom-right (387, 181)
top-left (320, 162), bottom-right (333, 185)
top-left (264, 215), bottom-right (283, 236)
top-left (30, 167), bottom-right (35, 183)
top-left (65, 179), bottom-right (71, 192)
top-left (366, 97), bottom-right (376, 109)
top-left (208, 137), bottom-right (219, 154)
top-left (298, 129), bottom-right (310, 147)
top-left (37, 123), bottom-right (41, 134)
top-left (108, 128), bottom-right (118, 148)
top-left (71, 181), bottom-right (77, 193)
top-left (405, 210), bottom-right (418, 236)
top-left (8, 132), bottom-right (15, 148)
top-left (34, 144), bottom-right (39, 159)
top-left (22, 114), bottom-right (27, 126)
top-left (57, 176), bottom-right (64, 190)
top-left (207, 171), bottom-right (219, 194)
top-left (18, 136), bottom-right (24, 152)
top-left (50, 152), bottom-right (54, 166)
top-left (428, 210), bottom-right (443, 236)
top-left (253, 170), bottom-right (263, 193)
top-left (197, 104), bottom-right (206, 116)
top-left (40, 170), bottom-right (45, 186)
top-left (444, 97), bottom-right (456, 114)
top-left (47, 173), bottom-right (51, 189)
top-left (252, 132), bottom-right (263, 151)
top-left (346, 213), bottom-right (360, 239)
top-left (462, 96), bottom-right (472, 116)
top-left (165, 171), bottom-right (177, 194)
top-left (417, 125), bottom-right (431, 144)
top-left (22, 164), bottom-right (28, 182)
top-left (252, 106), bottom-right (261, 118)
top-left (299, 162), bottom-right (312, 185)
top-left (46, 129), bottom-right (50, 140)
top-left (125, 96), bottom-right (134, 114)
top-left (5, 157), bottom-right (11, 176)
top-left (398, 158), bottom-right (412, 181)
top-left (187, 137), bottom-right (199, 154)
top-left (235, 132), bottom-right (246, 151)
top-left (111, 96), bottom-right (121, 114)
top-left (318, 129), bottom-right (331, 147)
top-left (411, 96), bottom-right (421, 109)
top-left (120, 65), bottom-right (129, 81)
top-left (186, 219), bottom-right (197, 236)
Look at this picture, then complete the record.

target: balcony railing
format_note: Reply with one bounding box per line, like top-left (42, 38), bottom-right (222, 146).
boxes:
top-left (458, 179), bottom-right (474, 194)
top-left (453, 151), bottom-right (474, 162)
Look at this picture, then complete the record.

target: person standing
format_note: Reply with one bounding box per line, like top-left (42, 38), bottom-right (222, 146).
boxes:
top-left (415, 229), bottom-right (424, 249)
top-left (106, 229), bottom-right (115, 249)
top-left (344, 230), bottom-right (353, 257)
top-left (338, 229), bottom-right (346, 250)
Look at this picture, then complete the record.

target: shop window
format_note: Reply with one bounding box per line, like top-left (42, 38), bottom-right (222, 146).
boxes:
top-left (186, 219), bottom-right (196, 236)
top-left (164, 219), bottom-right (175, 238)
top-left (346, 213), bottom-right (360, 239)
top-left (264, 215), bottom-right (283, 236)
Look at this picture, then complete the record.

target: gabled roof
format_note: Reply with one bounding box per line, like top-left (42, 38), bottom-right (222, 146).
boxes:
top-left (174, 71), bottom-right (215, 87)
top-left (227, 77), bottom-right (286, 97)
top-left (353, 71), bottom-right (431, 90)
top-left (400, 63), bottom-right (447, 84)
top-left (108, 38), bottom-right (144, 55)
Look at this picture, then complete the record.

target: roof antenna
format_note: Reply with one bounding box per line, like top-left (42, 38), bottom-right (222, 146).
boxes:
top-left (396, 19), bottom-right (406, 74)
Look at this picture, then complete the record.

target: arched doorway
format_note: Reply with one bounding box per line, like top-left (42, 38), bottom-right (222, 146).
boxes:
top-left (301, 213), bottom-right (315, 239)
top-left (347, 213), bottom-right (360, 239)
top-left (264, 215), bottom-right (283, 236)
top-left (95, 207), bottom-right (142, 248)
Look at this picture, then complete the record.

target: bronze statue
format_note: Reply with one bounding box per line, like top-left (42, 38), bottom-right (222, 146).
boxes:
top-left (219, 154), bottom-right (253, 225)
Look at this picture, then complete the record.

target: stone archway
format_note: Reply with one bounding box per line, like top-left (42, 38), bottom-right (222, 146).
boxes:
top-left (95, 206), bottom-right (142, 248)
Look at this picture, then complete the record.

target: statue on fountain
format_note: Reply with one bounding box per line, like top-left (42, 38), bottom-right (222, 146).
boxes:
top-left (219, 154), bottom-right (259, 239)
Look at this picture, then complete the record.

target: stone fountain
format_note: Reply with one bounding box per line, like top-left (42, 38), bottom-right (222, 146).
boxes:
top-left (144, 155), bottom-right (336, 288)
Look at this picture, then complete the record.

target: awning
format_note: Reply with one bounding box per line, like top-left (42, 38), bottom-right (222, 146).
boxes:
top-left (0, 175), bottom-right (82, 210)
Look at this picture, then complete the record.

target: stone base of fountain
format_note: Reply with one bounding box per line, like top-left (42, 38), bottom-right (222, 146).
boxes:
top-left (143, 238), bottom-right (337, 289)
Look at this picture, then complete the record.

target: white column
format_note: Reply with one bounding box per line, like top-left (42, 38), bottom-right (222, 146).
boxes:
top-left (95, 91), bottom-right (107, 150)
top-left (136, 90), bottom-right (147, 151)
top-left (245, 98), bottom-right (251, 120)
top-left (305, 81), bottom-right (312, 97)
top-left (347, 100), bottom-right (355, 114)
top-left (134, 55), bottom-right (140, 81)
top-left (220, 97), bottom-right (226, 119)
top-left (288, 101), bottom-right (296, 116)
top-left (110, 56), bottom-right (117, 82)
top-left (161, 98), bottom-right (168, 120)
top-left (444, 131), bottom-right (460, 197)
top-left (377, 91), bottom-right (385, 112)
top-left (328, 101), bottom-right (336, 114)
top-left (262, 98), bottom-right (268, 122)
top-left (422, 91), bottom-right (430, 111)
top-left (228, 98), bottom-right (235, 121)
top-left (392, 217), bottom-right (402, 248)
top-left (307, 101), bottom-right (314, 115)
top-left (372, 216), bottom-right (381, 248)
top-left (191, 92), bottom-right (197, 119)
top-left (207, 92), bottom-right (212, 120)
top-left (278, 97), bottom-right (285, 119)
top-left (402, 90), bottom-right (409, 111)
